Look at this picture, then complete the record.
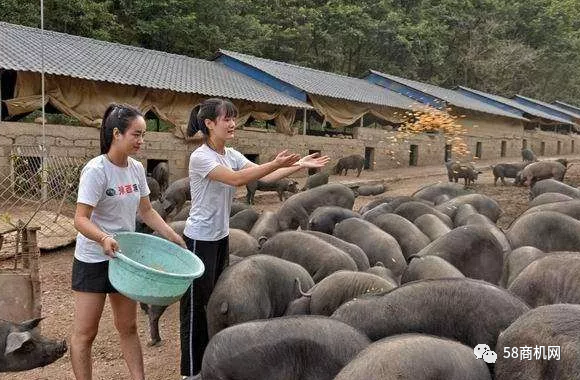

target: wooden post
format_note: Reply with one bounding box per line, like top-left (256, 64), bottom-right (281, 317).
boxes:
top-left (303, 109), bottom-right (307, 136)
top-left (13, 221), bottom-right (23, 270)
top-left (360, 114), bottom-right (364, 128)
top-left (21, 226), bottom-right (30, 269)
top-left (26, 227), bottom-right (42, 320)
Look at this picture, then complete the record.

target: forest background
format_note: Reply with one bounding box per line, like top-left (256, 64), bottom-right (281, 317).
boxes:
top-left (2, 0), bottom-right (579, 105)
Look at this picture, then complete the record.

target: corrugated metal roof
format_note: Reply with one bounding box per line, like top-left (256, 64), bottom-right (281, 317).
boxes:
top-left (457, 86), bottom-right (573, 125)
top-left (368, 70), bottom-right (527, 121)
top-left (217, 50), bottom-right (421, 110)
top-left (0, 22), bottom-right (311, 109)
top-left (514, 95), bottom-right (580, 121)
top-left (554, 100), bottom-right (580, 116)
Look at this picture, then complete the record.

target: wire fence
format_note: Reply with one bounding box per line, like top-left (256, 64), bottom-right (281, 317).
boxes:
top-left (0, 145), bottom-right (87, 261)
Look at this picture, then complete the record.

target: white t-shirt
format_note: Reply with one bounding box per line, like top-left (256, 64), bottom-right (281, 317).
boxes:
top-left (184, 144), bottom-right (251, 241)
top-left (74, 155), bottom-right (150, 263)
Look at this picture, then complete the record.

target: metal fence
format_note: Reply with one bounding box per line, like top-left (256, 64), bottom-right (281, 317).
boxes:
top-left (0, 145), bottom-right (87, 259)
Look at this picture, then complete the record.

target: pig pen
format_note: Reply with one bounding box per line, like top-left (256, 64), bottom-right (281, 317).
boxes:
top-left (2, 162), bottom-right (580, 379)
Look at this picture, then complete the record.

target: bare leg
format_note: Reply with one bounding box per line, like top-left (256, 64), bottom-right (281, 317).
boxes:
top-left (71, 291), bottom-right (106, 380)
top-left (110, 293), bottom-right (145, 380)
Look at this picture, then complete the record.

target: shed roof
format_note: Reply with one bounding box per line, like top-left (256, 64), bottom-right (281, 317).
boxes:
top-left (457, 86), bottom-right (573, 125)
top-left (367, 70), bottom-right (527, 121)
top-left (0, 22), bottom-right (311, 109)
top-left (216, 49), bottom-right (420, 110)
top-left (514, 94), bottom-right (580, 121)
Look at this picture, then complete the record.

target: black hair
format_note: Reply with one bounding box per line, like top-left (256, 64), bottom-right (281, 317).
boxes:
top-left (100, 103), bottom-right (143, 154)
top-left (186, 98), bottom-right (238, 138)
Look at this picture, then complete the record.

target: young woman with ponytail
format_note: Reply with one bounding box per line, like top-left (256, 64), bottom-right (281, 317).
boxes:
top-left (71, 104), bottom-right (186, 380)
top-left (179, 98), bottom-right (330, 378)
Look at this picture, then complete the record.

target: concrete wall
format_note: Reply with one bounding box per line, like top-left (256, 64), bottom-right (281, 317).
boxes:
top-left (0, 273), bottom-right (36, 322)
top-left (0, 122), bottom-right (365, 180)
top-left (523, 129), bottom-right (580, 158)
top-left (352, 113), bottom-right (540, 168)
top-left (459, 114), bottom-right (525, 161)
top-left (0, 122), bottom-right (197, 182)
top-left (1, 121), bottom-right (579, 181)
top-left (231, 127), bottom-right (362, 168)
top-left (458, 114), bottom-right (580, 160)
top-left (355, 127), bottom-right (448, 170)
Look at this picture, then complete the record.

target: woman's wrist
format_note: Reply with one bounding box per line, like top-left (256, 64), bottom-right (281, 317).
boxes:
top-left (271, 160), bottom-right (284, 170)
top-left (293, 158), bottom-right (307, 168)
top-left (98, 233), bottom-right (113, 246)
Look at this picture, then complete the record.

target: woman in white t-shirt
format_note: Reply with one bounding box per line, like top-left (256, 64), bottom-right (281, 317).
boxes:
top-left (179, 98), bottom-right (330, 378)
top-left (71, 104), bottom-right (186, 380)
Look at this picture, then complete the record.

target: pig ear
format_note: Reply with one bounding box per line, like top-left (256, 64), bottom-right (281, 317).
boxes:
top-left (5, 331), bottom-right (32, 355)
top-left (257, 236), bottom-right (268, 247)
top-left (220, 302), bottom-right (228, 314)
top-left (20, 317), bottom-right (44, 331)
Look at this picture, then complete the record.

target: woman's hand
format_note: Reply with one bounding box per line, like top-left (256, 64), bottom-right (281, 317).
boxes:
top-left (295, 152), bottom-right (331, 168)
top-left (170, 233), bottom-right (187, 249)
top-left (100, 235), bottom-right (119, 258)
top-left (273, 150), bottom-right (301, 168)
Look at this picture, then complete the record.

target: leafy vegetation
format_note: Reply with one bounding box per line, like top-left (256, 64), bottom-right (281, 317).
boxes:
top-left (2, 0), bottom-right (579, 104)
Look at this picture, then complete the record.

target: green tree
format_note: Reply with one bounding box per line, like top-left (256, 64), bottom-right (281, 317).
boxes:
top-left (1, 0), bottom-right (579, 105)
top-left (1, 0), bottom-right (117, 41)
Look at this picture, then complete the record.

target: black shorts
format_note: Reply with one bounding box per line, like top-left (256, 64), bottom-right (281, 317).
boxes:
top-left (71, 257), bottom-right (118, 293)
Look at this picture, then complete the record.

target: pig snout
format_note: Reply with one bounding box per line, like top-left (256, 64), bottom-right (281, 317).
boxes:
top-left (36, 339), bottom-right (67, 368)
top-left (58, 340), bottom-right (68, 355)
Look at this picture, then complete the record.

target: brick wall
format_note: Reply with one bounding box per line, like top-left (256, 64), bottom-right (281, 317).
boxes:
top-left (231, 128), bottom-right (362, 169)
top-left (523, 129), bottom-right (580, 157)
top-left (1, 121), bottom-right (579, 181)
top-left (0, 122), bottom-right (197, 182)
top-left (355, 127), bottom-right (447, 170)
top-left (459, 114), bottom-right (525, 161)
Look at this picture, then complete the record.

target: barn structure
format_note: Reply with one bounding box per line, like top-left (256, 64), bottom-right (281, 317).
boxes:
top-left (366, 70), bottom-right (540, 162)
top-left (1, 21), bottom-right (580, 181)
top-left (457, 86), bottom-right (578, 156)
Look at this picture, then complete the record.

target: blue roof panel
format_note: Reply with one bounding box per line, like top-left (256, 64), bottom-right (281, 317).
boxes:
top-left (513, 95), bottom-right (578, 123)
top-left (457, 86), bottom-right (573, 125)
top-left (367, 70), bottom-right (527, 121)
top-left (217, 50), bottom-right (421, 110)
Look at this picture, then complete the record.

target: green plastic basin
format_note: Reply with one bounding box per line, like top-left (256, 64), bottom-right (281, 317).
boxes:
top-left (108, 232), bottom-right (204, 306)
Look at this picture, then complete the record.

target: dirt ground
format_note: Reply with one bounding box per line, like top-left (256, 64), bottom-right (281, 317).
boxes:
top-left (4, 157), bottom-right (580, 380)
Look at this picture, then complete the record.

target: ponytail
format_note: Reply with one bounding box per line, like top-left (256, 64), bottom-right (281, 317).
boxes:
top-left (100, 105), bottom-right (116, 154)
top-left (187, 105), bottom-right (206, 137)
top-left (186, 98), bottom-right (238, 138)
top-left (100, 103), bottom-right (143, 154)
